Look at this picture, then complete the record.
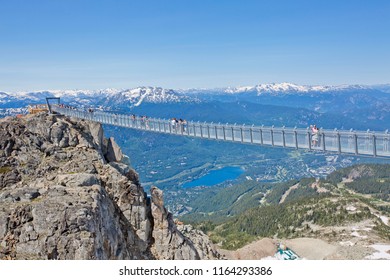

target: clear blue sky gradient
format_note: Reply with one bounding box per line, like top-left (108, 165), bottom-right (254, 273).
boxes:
top-left (1, 0), bottom-right (389, 91)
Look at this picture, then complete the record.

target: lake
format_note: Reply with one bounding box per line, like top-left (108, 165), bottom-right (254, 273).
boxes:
top-left (183, 166), bottom-right (244, 188)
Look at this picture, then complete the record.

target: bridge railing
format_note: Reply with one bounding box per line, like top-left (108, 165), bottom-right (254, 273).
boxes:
top-left (52, 105), bottom-right (390, 158)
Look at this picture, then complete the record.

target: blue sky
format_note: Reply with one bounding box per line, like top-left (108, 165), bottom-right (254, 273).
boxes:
top-left (1, 0), bottom-right (389, 91)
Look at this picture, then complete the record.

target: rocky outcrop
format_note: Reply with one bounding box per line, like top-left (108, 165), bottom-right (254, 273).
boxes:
top-left (104, 137), bottom-right (124, 163)
top-left (0, 113), bottom-right (219, 260)
top-left (149, 187), bottom-right (221, 260)
top-left (150, 187), bottom-right (199, 259)
top-left (177, 224), bottom-right (222, 260)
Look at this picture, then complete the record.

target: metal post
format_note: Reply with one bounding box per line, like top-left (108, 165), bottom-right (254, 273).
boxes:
top-left (337, 131), bottom-right (341, 154)
top-left (322, 132), bottom-right (326, 151)
top-left (207, 125), bottom-right (210, 139)
top-left (215, 126), bottom-right (218, 140)
top-left (45, 98), bottom-right (52, 113)
top-left (240, 127), bottom-right (244, 142)
top-left (193, 124), bottom-right (196, 137)
top-left (250, 127), bottom-right (253, 144)
top-left (271, 126), bottom-right (274, 146)
top-left (365, 130), bottom-right (370, 152)
top-left (231, 127), bottom-right (235, 141)
top-left (373, 134), bottom-right (377, 157)
top-left (282, 127), bottom-right (286, 147)
top-left (260, 127), bottom-right (264, 145)
top-left (308, 129), bottom-right (312, 151)
top-left (354, 133), bottom-right (358, 155)
top-left (200, 125), bottom-right (203, 138)
top-left (223, 126), bottom-right (226, 140)
top-left (294, 128), bottom-right (298, 149)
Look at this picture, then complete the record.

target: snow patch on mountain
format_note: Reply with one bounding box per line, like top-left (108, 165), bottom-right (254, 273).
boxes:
top-left (1, 87), bottom-right (197, 108)
top-left (1, 83), bottom-right (388, 110)
top-left (119, 87), bottom-right (187, 106)
top-left (223, 83), bottom-right (370, 95)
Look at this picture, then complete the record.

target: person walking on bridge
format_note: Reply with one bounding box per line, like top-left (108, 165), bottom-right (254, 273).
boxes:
top-left (171, 118), bottom-right (177, 132)
top-left (311, 125), bottom-right (319, 147)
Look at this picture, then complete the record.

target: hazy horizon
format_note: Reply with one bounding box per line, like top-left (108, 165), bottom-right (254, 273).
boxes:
top-left (2, 81), bottom-right (390, 94)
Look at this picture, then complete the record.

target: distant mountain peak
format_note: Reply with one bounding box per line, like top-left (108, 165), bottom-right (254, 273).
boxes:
top-left (222, 82), bottom-right (371, 95)
top-left (119, 86), bottom-right (182, 106)
top-left (1, 86), bottom-right (196, 108)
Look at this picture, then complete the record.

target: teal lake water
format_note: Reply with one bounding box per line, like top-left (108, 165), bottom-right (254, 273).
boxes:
top-left (183, 166), bottom-right (244, 188)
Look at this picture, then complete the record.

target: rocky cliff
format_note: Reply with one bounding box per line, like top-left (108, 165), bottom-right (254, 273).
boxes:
top-left (0, 113), bottom-right (220, 260)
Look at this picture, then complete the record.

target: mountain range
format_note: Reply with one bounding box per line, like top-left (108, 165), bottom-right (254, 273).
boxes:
top-left (2, 82), bottom-right (390, 107)
top-left (1, 83), bottom-right (390, 131)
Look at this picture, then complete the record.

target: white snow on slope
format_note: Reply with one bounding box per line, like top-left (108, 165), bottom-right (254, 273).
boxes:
top-left (1, 87), bottom-right (193, 107)
top-left (223, 83), bottom-right (369, 95)
top-left (365, 244), bottom-right (390, 260)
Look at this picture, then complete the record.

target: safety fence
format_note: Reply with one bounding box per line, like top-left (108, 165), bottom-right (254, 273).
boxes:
top-left (52, 106), bottom-right (390, 158)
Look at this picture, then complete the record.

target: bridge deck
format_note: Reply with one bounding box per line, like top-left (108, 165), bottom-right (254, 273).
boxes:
top-left (52, 106), bottom-right (390, 158)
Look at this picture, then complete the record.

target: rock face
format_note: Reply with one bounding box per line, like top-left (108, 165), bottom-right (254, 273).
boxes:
top-left (104, 137), bottom-right (124, 163)
top-left (0, 113), bottom-right (219, 260)
top-left (150, 187), bottom-right (199, 259)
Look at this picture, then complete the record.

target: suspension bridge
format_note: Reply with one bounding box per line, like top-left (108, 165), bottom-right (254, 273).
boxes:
top-left (48, 101), bottom-right (390, 159)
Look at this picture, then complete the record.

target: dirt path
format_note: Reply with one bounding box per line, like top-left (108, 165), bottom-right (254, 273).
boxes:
top-left (279, 183), bottom-right (299, 204)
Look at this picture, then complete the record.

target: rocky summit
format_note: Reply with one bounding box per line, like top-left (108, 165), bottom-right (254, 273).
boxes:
top-left (0, 113), bottom-right (220, 260)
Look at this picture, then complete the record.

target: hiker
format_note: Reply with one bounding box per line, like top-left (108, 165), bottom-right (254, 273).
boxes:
top-left (140, 116), bottom-right (146, 128)
top-left (179, 119), bottom-right (184, 133)
top-left (144, 116), bottom-right (150, 129)
top-left (170, 118), bottom-right (177, 132)
top-left (311, 125), bottom-right (319, 146)
top-left (130, 114), bottom-right (136, 127)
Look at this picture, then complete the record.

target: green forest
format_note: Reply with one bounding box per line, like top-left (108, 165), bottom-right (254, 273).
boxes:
top-left (183, 164), bottom-right (390, 249)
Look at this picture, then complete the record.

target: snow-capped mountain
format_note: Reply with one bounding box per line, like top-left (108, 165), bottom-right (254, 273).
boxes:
top-left (176, 83), bottom-right (380, 100)
top-left (116, 87), bottom-right (191, 106)
top-left (1, 82), bottom-right (390, 131)
top-left (3, 83), bottom-right (388, 106)
top-left (218, 83), bottom-right (369, 95)
top-left (1, 87), bottom-right (197, 109)
top-left (1, 83), bottom-right (390, 121)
